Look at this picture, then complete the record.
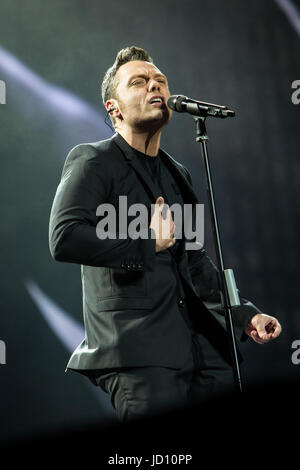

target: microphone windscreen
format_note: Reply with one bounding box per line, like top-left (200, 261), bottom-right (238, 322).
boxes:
top-left (167, 96), bottom-right (177, 110)
top-left (167, 95), bottom-right (187, 112)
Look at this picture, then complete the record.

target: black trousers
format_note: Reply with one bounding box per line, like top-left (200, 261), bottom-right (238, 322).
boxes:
top-left (97, 330), bottom-right (236, 422)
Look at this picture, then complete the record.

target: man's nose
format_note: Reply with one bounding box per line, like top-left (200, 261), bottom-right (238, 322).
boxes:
top-left (148, 79), bottom-right (161, 92)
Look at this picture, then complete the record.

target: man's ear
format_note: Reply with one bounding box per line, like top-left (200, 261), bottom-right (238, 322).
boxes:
top-left (106, 99), bottom-right (122, 119)
top-left (106, 99), bottom-right (116, 114)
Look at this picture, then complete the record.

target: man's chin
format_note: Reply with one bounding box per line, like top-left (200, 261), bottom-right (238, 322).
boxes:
top-left (136, 110), bottom-right (171, 130)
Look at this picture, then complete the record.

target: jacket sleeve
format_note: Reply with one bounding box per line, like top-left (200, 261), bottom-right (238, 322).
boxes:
top-left (49, 143), bottom-right (157, 271)
top-left (183, 165), bottom-right (264, 341)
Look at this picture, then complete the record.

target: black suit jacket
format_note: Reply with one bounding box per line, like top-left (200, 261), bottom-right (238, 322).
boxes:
top-left (49, 132), bottom-right (262, 374)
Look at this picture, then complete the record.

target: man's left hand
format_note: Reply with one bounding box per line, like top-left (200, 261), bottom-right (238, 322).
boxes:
top-left (244, 314), bottom-right (282, 344)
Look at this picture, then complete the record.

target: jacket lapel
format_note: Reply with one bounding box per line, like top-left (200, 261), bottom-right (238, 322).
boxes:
top-left (159, 149), bottom-right (199, 204)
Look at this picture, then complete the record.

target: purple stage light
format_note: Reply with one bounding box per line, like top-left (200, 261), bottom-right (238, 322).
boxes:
top-left (275, 0), bottom-right (300, 36)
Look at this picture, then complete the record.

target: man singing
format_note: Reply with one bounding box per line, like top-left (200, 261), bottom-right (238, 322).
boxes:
top-left (49, 46), bottom-right (281, 422)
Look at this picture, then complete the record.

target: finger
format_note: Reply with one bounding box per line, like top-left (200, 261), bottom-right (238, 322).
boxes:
top-left (251, 336), bottom-right (265, 344)
top-left (265, 319), bottom-right (282, 338)
top-left (168, 237), bottom-right (176, 247)
top-left (255, 330), bottom-right (276, 344)
top-left (157, 199), bottom-right (165, 213)
top-left (255, 324), bottom-right (270, 340)
top-left (162, 215), bottom-right (172, 240)
top-left (161, 203), bottom-right (170, 219)
top-left (170, 221), bottom-right (175, 236)
top-left (164, 213), bottom-right (174, 238)
top-left (165, 209), bottom-right (172, 225)
top-left (165, 204), bottom-right (174, 222)
top-left (265, 319), bottom-right (277, 333)
top-left (158, 210), bottom-right (163, 238)
top-left (270, 324), bottom-right (282, 339)
top-left (251, 331), bottom-right (268, 344)
top-left (164, 204), bottom-right (172, 220)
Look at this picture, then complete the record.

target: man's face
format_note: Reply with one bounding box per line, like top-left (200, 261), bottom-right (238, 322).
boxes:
top-left (112, 60), bottom-right (172, 131)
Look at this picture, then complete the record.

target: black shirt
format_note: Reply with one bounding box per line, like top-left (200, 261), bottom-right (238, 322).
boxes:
top-left (133, 148), bottom-right (160, 181)
top-left (132, 147), bottom-right (192, 329)
top-left (133, 147), bottom-right (185, 262)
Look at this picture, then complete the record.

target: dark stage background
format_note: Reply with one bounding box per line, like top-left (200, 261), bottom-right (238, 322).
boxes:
top-left (0, 0), bottom-right (299, 444)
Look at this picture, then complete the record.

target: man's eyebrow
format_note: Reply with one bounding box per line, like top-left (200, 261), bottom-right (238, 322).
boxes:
top-left (155, 73), bottom-right (168, 80)
top-left (127, 73), bottom-right (168, 84)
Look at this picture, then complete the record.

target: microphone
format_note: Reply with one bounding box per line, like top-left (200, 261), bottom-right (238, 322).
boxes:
top-left (167, 95), bottom-right (235, 118)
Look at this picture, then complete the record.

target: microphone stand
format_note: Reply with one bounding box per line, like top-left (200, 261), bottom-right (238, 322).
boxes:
top-left (194, 116), bottom-right (243, 393)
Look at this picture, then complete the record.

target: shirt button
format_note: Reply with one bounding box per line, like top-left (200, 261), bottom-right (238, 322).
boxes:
top-left (178, 298), bottom-right (185, 308)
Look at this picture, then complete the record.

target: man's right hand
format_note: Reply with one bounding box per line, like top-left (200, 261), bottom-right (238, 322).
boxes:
top-left (150, 196), bottom-right (176, 253)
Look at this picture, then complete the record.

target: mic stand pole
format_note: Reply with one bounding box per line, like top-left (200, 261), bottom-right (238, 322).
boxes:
top-left (194, 116), bottom-right (243, 393)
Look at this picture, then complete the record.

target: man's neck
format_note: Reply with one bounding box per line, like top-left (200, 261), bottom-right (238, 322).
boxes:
top-left (116, 127), bottom-right (161, 157)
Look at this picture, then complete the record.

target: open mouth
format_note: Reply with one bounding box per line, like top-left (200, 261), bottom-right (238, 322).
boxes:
top-left (149, 97), bottom-right (164, 106)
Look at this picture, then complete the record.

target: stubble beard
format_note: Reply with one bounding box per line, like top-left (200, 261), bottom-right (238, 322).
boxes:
top-left (133, 106), bottom-right (171, 133)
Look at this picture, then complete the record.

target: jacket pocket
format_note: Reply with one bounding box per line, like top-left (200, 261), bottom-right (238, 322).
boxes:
top-left (109, 267), bottom-right (147, 297)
